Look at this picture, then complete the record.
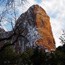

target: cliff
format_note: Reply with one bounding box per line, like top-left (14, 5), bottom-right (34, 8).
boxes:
top-left (14, 5), bottom-right (56, 52)
top-left (0, 5), bottom-right (56, 52)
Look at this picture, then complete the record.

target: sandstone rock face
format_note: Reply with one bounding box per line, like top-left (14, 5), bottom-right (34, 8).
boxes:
top-left (0, 5), bottom-right (56, 52)
top-left (34, 5), bottom-right (55, 51)
top-left (14, 5), bottom-right (56, 52)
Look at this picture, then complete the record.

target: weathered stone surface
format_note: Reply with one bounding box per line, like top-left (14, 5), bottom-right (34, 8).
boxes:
top-left (34, 5), bottom-right (56, 51)
top-left (0, 28), bottom-right (6, 49)
top-left (14, 5), bottom-right (56, 52)
top-left (0, 5), bottom-right (56, 52)
top-left (0, 28), bottom-right (13, 49)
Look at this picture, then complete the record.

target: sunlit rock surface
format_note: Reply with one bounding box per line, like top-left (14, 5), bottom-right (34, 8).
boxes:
top-left (14, 5), bottom-right (56, 53)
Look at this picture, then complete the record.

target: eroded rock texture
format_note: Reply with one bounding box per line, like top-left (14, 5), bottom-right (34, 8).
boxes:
top-left (15, 5), bottom-right (56, 52)
top-left (0, 5), bottom-right (56, 53)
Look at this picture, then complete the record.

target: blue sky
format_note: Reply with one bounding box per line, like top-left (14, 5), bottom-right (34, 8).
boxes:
top-left (35, 0), bottom-right (42, 3)
top-left (0, 0), bottom-right (65, 47)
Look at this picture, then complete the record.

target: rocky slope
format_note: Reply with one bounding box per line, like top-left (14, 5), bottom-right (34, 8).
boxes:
top-left (0, 28), bottom-right (5, 48)
top-left (0, 5), bottom-right (56, 53)
top-left (14, 5), bottom-right (56, 52)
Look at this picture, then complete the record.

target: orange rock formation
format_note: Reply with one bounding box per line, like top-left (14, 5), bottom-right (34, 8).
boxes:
top-left (34, 5), bottom-right (56, 51)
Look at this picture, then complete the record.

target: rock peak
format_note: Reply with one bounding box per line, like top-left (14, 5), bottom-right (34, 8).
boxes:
top-left (15, 5), bottom-right (56, 53)
top-left (28, 4), bottom-right (46, 14)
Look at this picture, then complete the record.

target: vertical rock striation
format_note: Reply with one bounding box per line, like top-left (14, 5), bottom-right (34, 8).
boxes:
top-left (14, 5), bottom-right (56, 52)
